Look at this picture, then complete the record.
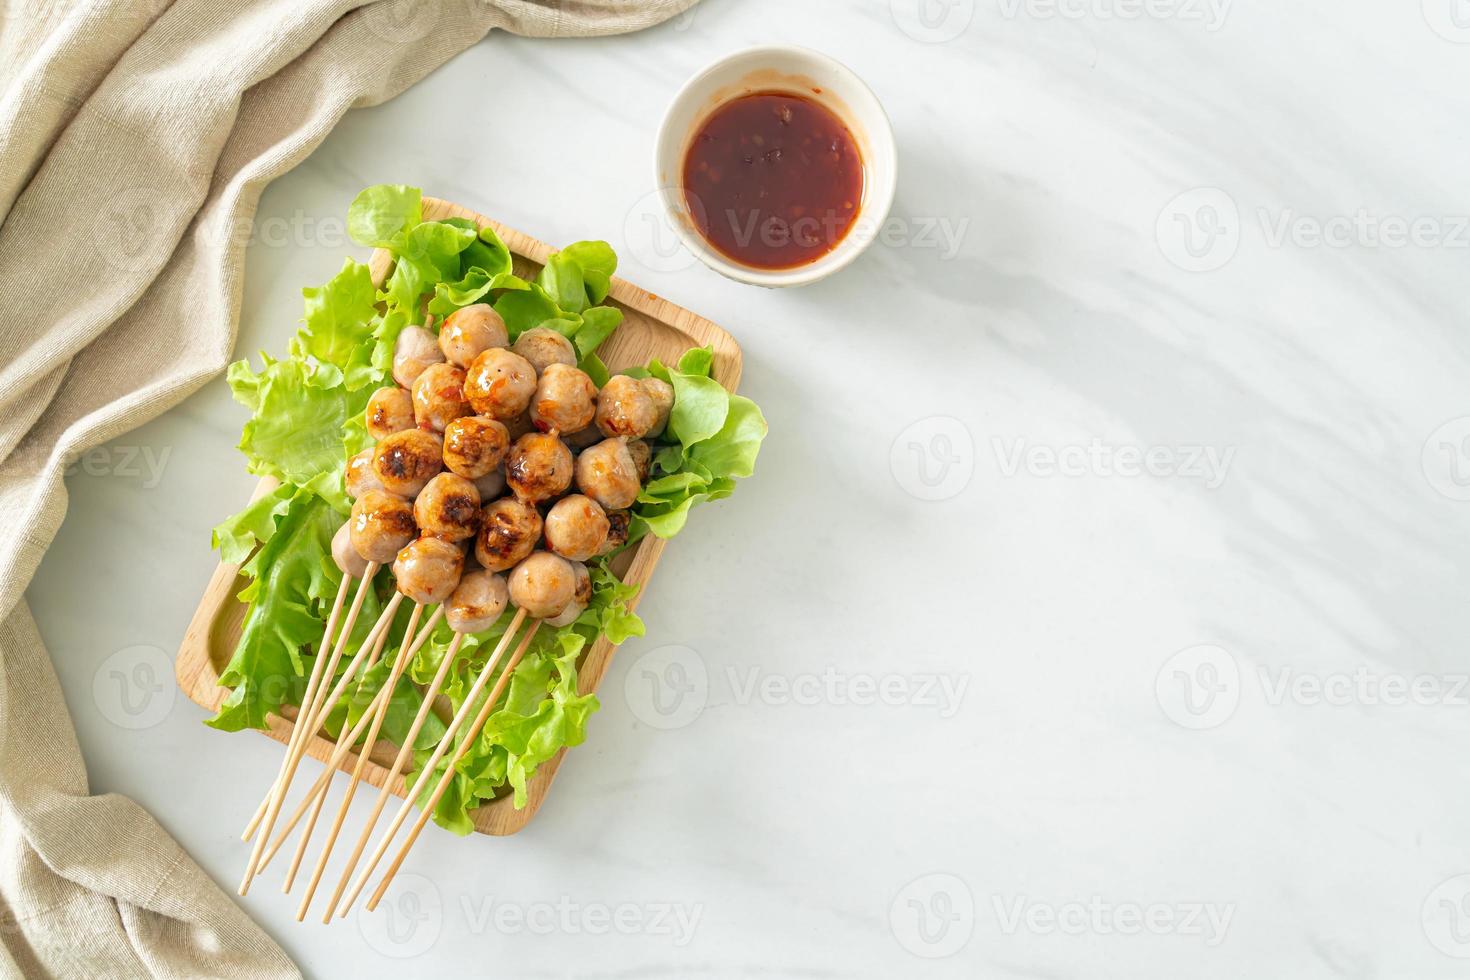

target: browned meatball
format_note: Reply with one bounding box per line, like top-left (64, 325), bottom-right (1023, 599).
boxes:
top-left (392, 536), bottom-right (464, 605)
top-left (346, 448), bottom-right (384, 500)
top-left (574, 437), bottom-right (639, 511)
top-left (531, 363), bottom-right (598, 434)
top-left (642, 377), bottom-right (674, 438)
top-left (439, 304), bottom-right (508, 367)
top-left (464, 348), bottom-right (537, 421)
top-left (442, 415), bottom-right (509, 480)
top-left (474, 497), bottom-right (543, 572)
top-left (599, 510), bottom-right (631, 555)
top-left (392, 325), bottom-right (444, 388)
top-left (595, 374), bottom-right (658, 438)
top-left (373, 428), bottom-right (443, 497)
top-left (626, 439), bottom-right (653, 484)
top-left (508, 552), bottom-right (576, 619)
top-left (350, 490), bottom-right (417, 564)
top-left (332, 521), bottom-right (369, 578)
top-left (543, 494), bottom-right (609, 562)
top-left (445, 570), bottom-right (509, 634)
top-left (505, 431), bottom-right (573, 504)
top-left (544, 561), bottom-right (592, 628)
top-left (412, 362), bottom-right (472, 433)
top-left (511, 327), bottom-right (576, 375)
top-left (413, 473), bottom-right (481, 541)
top-left (365, 387), bottom-right (414, 441)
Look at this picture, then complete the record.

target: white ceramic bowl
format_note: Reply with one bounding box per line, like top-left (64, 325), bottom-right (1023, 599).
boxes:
top-left (654, 45), bottom-right (898, 288)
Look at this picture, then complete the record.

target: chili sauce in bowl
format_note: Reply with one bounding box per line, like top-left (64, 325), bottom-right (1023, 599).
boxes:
top-left (682, 92), bottom-right (864, 271)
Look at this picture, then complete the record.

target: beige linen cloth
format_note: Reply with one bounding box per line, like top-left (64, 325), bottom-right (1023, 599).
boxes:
top-left (0, 0), bottom-right (694, 975)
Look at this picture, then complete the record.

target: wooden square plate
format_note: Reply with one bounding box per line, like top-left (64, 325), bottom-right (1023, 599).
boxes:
top-left (175, 196), bottom-right (742, 835)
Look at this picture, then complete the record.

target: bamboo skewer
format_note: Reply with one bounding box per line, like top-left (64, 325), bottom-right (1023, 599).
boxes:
top-left (339, 610), bottom-right (534, 916)
top-left (366, 619), bottom-right (541, 911)
top-left (324, 630), bottom-right (466, 921)
top-left (239, 572), bottom-right (350, 846)
top-left (239, 563), bottom-right (384, 895)
top-left (254, 604), bottom-right (442, 872)
top-left (293, 602), bottom-right (428, 918)
top-left (279, 612), bottom-right (395, 894)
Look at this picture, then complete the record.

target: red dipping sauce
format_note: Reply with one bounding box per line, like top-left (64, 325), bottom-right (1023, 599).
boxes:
top-left (682, 92), bottom-right (864, 270)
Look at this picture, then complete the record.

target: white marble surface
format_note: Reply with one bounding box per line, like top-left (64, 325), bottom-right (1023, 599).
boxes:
top-left (25, 0), bottom-right (1470, 975)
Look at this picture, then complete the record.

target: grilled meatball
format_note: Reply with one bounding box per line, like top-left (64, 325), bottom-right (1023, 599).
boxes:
top-left (350, 490), bottom-right (417, 564)
top-left (392, 325), bottom-right (444, 388)
top-left (544, 561), bottom-right (592, 628)
top-left (543, 494), bottom-right (609, 562)
top-left (642, 377), bottom-right (674, 438)
top-left (442, 416), bottom-right (509, 480)
top-left (392, 536), bottom-right (464, 605)
top-left (531, 363), bottom-right (598, 434)
top-left (574, 437), bottom-right (639, 511)
top-left (346, 448), bottom-right (384, 500)
top-left (474, 497), bottom-right (543, 572)
top-left (464, 348), bottom-right (537, 421)
top-left (365, 387), bottom-right (414, 441)
top-left (413, 473), bottom-right (481, 541)
top-left (505, 431), bottom-right (573, 503)
top-left (599, 510), bottom-right (631, 555)
top-left (473, 468), bottom-right (506, 501)
top-left (372, 428), bottom-right (443, 498)
top-left (595, 374), bottom-right (658, 438)
top-left (445, 570), bottom-right (509, 634)
top-left (511, 327), bottom-right (576, 375)
top-left (438, 304), bottom-right (508, 367)
top-left (508, 552), bottom-right (576, 619)
top-left (626, 439), bottom-right (653, 484)
top-left (411, 362), bottom-right (472, 433)
top-left (331, 521), bottom-right (369, 578)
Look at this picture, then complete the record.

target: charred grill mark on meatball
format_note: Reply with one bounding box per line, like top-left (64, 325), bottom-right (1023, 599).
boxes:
top-left (505, 431), bottom-right (573, 503)
top-left (474, 498), bottom-right (542, 572)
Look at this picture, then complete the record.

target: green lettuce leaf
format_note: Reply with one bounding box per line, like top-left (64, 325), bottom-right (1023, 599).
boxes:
top-left (348, 184), bottom-right (422, 248)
